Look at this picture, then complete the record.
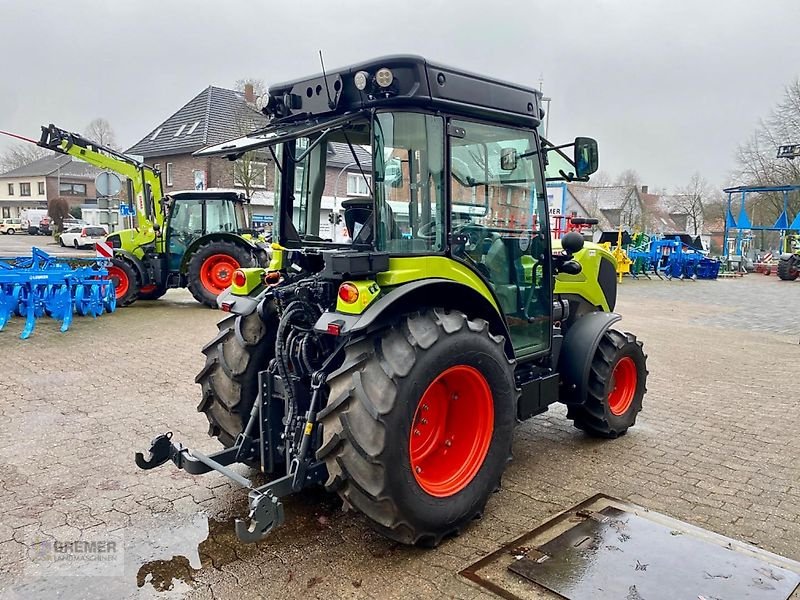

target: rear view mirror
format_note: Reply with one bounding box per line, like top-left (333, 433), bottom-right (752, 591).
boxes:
top-left (574, 137), bottom-right (598, 178)
top-left (500, 148), bottom-right (518, 171)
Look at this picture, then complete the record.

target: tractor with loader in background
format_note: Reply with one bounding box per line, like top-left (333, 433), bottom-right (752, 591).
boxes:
top-left (777, 233), bottom-right (800, 280)
top-left (135, 55), bottom-right (647, 546)
top-left (37, 125), bottom-right (270, 307)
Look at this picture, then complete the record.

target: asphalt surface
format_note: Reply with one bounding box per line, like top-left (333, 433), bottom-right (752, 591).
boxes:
top-left (0, 231), bottom-right (95, 259)
top-left (0, 258), bottom-right (799, 599)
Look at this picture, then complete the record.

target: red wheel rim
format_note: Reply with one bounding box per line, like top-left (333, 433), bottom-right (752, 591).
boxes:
top-left (409, 365), bottom-right (494, 498)
top-left (608, 356), bottom-right (637, 416)
top-left (107, 265), bottom-right (129, 299)
top-left (140, 284), bottom-right (156, 294)
top-left (200, 254), bottom-right (240, 295)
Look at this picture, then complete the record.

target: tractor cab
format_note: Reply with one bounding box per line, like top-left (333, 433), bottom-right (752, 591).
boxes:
top-left (199, 55), bottom-right (599, 359)
top-left (162, 190), bottom-right (250, 270)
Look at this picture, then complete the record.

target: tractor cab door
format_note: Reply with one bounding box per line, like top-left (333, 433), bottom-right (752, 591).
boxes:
top-left (166, 198), bottom-right (204, 271)
top-left (448, 119), bottom-right (552, 359)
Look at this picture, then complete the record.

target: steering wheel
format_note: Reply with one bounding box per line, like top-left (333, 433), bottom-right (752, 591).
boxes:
top-left (417, 220), bottom-right (439, 240)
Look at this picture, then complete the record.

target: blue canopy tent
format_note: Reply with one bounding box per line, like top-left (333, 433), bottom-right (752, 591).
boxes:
top-left (722, 185), bottom-right (800, 258)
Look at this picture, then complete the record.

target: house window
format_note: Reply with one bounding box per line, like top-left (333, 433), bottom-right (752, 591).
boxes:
top-left (20, 183), bottom-right (31, 196)
top-left (186, 121), bottom-right (200, 135)
top-left (37, 182), bottom-right (45, 195)
top-left (59, 182), bottom-right (87, 196)
top-left (166, 163), bottom-right (173, 186)
top-left (150, 127), bottom-right (163, 141)
top-left (1, 207), bottom-right (10, 218)
top-left (347, 172), bottom-right (371, 197)
top-left (234, 161), bottom-right (268, 190)
top-left (7, 183), bottom-right (13, 196)
top-left (174, 124), bottom-right (186, 137)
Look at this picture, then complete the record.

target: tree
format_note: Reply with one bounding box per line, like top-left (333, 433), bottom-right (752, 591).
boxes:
top-left (614, 169), bottom-right (641, 187)
top-left (235, 78), bottom-right (266, 100)
top-left (84, 118), bottom-right (118, 148)
top-left (674, 173), bottom-right (711, 236)
top-left (48, 197), bottom-right (71, 235)
top-left (736, 78), bottom-right (800, 221)
top-left (0, 142), bottom-right (49, 174)
top-left (230, 93), bottom-right (268, 199)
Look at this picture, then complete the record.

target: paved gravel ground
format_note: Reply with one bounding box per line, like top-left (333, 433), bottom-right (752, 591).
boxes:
top-left (0, 275), bottom-right (798, 599)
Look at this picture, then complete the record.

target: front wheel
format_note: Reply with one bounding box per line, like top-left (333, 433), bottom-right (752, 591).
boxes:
top-left (568, 329), bottom-right (647, 438)
top-left (777, 257), bottom-right (799, 281)
top-left (106, 258), bottom-right (139, 307)
top-left (7, 228), bottom-right (15, 235)
top-left (318, 308), bottom-right (517, 546)
top-left (186, 241), bottom-right (254, 307)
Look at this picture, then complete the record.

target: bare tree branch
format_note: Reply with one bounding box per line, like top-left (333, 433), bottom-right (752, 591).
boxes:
top-left (84, 118), bottom-right (118, 149)
top-left (0, 142), bottom-right (50, 174)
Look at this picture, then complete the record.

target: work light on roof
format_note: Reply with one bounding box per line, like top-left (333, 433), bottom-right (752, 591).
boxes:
top-left (354, 71), bottom-right (369, 91)
top-left (375, 67), bottom-right (394, 88)
top-left (255, 95), bottom-right (267, 111)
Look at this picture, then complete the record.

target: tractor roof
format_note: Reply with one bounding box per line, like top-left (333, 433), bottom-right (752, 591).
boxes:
top-left (265, 55), bottom-right (543, 129)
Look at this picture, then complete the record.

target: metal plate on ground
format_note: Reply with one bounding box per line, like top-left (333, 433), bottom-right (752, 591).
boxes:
top-left (461, 494), bottom-right (800, 600)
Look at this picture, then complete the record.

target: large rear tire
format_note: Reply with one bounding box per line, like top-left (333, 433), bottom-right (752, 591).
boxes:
top-left (195, 307), bottom-right (277, 448)
top-left (568, 329), bottom-right (647, 438)
top-left (777, 257), bottom-right (799, 281)
top-left (317, 308), bottom-right (516, 546)
top-left (187, 241), bottom-right (254, 308)
top-left (106, 258), bottom-right (139, 307)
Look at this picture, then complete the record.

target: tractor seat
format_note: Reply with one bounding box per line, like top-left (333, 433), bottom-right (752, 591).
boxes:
top-left (342, 198), bottom-right (373, 240)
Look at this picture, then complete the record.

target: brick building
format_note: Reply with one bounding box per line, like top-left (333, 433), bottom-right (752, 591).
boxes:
top-left (125, 84), bottom-right (369, 232)
top-left (0, 154), bottom-right (101, 219)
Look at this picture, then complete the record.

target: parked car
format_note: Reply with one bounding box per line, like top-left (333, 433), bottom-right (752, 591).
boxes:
top-left (0, 218), bottom-right (24, 234)
top-left (59, 226), bottom-right (107, 249)
top-left (61, 218), bottom-right (90, 230)
top-left (38, 216), bottom-right (52, 236)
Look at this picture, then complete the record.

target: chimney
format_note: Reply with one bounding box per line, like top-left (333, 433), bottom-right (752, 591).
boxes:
top-left (244, 83), bottom-right (255, 104)
top-left (641, 185), bottom-right (648, 194)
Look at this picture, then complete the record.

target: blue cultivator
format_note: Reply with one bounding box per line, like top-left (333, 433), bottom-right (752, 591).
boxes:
top-left (0, 247), bottom-right (116, 339)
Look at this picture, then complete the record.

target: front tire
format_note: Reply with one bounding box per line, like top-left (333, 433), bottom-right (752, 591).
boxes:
top-left (106, 258), bottom-right (139, 307)
top-left (187, 241), bottom-right (254, 307)
top-left (568, 329), bottom-right (647, 438)
top-left (777, 257), bottom-right (799, 281)
top-left (318, 308), bottom-right (516, 546)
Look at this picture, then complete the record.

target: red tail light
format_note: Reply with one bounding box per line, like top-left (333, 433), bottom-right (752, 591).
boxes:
top-left (232, 269), bottom-right (247, 287)
top-left (338, 283), bottom-right (359, 304)
top-left (81, 228), bottom-right (87, 237)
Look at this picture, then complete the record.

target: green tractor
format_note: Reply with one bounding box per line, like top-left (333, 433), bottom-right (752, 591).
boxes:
top-left (38, 125), bottom-right (270, 307)
top-left (777, 233), bottom-right (800, 280)
top-left (136, 56), bottom-right (647, 545)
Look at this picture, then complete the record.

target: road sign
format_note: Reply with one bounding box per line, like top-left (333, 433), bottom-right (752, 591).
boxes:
top-left (95, 241), bottom-right (113, 259)
top-left (119, 204), bottom-right (136, 217)
top-left (95, 172), bottom-right (122, 197)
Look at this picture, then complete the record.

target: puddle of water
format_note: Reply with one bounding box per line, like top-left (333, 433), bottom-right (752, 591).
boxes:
top-left (4, 487), bottom-right (346, 599)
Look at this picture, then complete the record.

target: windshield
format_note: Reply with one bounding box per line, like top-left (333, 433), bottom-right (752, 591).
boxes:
top-left (273, 117), bottom-right (372, 246)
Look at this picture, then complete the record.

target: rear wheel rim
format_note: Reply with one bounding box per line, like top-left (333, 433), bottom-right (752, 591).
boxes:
top-left (200, 254), bottom-right (239, 295)
top-left (608, 356), bottom-right (637, 416)
top-left (409, 365), bottom-right (494, 498)
top-left (107, 266), bottom-right (129, 299)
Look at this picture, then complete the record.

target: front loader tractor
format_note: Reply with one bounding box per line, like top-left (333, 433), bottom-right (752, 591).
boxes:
top-left (136, 56), bottom-right (648, 545)
top-left (38, 125), bottom-right (270, 307)
top-left (777, 233), bottom-right (800, 280)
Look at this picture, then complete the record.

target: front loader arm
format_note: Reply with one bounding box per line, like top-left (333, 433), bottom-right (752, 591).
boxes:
top-left (38, 124), bottom-right (165, 233)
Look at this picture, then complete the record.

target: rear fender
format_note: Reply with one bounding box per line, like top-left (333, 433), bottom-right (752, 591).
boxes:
top-left (313, 279), bottom-right (514, 359)
top-left (558, 311), bottom-right (621, 405)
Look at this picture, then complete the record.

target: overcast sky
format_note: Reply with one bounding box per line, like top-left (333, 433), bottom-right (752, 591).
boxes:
top-left (1, 0), bottom-right (798, 191)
